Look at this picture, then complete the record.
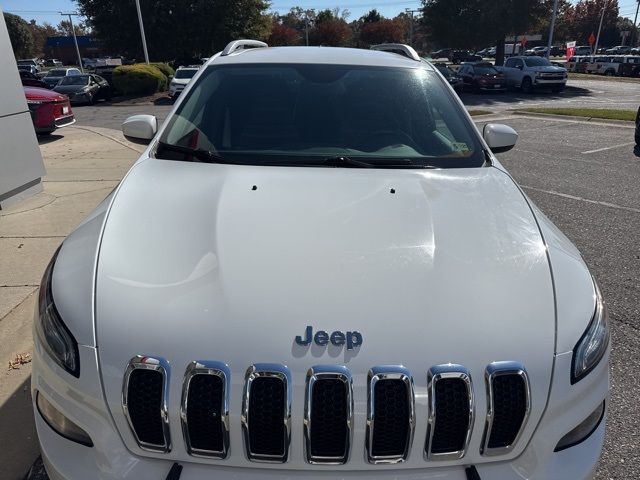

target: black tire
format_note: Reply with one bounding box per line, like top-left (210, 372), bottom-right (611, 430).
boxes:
top-left (521, 76), bottom-right (533, 94)
top-left (605, 70), bottom-right (615, 77)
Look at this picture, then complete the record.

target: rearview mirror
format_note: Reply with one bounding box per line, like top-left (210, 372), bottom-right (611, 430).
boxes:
top-left (483, 123), bottom-right (518, 153)
top-left (122, 114), bottom-right (157, 144)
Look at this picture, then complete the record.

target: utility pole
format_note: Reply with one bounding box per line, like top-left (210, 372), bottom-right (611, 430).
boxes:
top-left (305, 12), bottom-right (310, 46)
top-left (135, 0), bottom-right (150, 64)
top-left (631, 0), bottom-right (640, 47)
top-left (593, 0), bottom-right (609, 55)
top-left (405, 9), bottom-right (421, 48)
top-left (546, 0), bottom-right (559, 58)
top-left (59, 12), bottom-right (83, 72)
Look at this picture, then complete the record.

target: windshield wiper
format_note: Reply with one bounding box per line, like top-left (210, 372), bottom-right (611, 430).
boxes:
top-left (156, 141), bottom-right (228, 164)
top-left (322, 156), bottom-right (424, 169)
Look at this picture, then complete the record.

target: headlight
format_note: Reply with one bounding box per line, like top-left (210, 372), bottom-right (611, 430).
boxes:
top-left (35, 247), bottom-right (80, 377)
top-left (571, 279), bottom-right (609, 384)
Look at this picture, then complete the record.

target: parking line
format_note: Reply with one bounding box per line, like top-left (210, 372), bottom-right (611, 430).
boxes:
top-left (522, 185), bottom-right (640, 214)
top-left (582, 142), bottom-right (636, 154)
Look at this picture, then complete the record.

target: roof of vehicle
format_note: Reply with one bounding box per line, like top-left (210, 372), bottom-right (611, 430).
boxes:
top-left (210, 46), bottom-right (434, 70)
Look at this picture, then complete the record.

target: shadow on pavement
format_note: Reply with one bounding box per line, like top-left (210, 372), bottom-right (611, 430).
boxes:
top-left (633, 145), bottom-right (640, 157)
top-left (36, 134), bottom-right (63, 145)
top-left (0, 376), bottom-right (40, 480)
top-left (154, 96), bottom-right (173, 106)
top-left (24, 457), bottom-right (47, 480)
top-left (460, 85), bottom-right (592, 107)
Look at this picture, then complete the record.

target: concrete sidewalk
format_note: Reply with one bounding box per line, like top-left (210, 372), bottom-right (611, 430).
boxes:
top-left (0, 126), bottom-right (142, 480)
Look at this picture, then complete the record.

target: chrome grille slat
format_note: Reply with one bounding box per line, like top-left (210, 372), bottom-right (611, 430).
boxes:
top-left (366, 366), bottom-right (415, 464)
top-left (425, 364), bottom-right (474, 460)
top-left (241, 364), bottom-right (292, 463)
top-left (180, 361), bottom-right (230, 459)
top-left (122, 355), bottom-right (171, 453)
top-left (481, 361), bottom-right (531, 456)
top-left (303, 365), bottom-right (353, 464)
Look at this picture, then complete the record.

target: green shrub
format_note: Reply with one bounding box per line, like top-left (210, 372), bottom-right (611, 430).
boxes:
top-left (112, 64), bottom-right (167, 95)
top-left (151, 62), bottom-right (175, 78)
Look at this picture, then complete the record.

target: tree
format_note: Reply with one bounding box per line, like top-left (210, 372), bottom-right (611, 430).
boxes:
top-left (360, 19), bottom-right (406, 46)
top-left (27, 20), bottom-right (58, 57)
top-left (361, 9), bottom-right (382, 24)
top-left (564, 0), bottom-right (620, 47)
top-left (421, 0), bottom-right (549, 64)
top-left (57, 19), bottom-right (90, 36)
top-left (4, 12), bottom-right (36, 58)
top-left (76, 0), bottom-right (270, 61)
top-left (269, 22), bottom-right (301, 46)
top-left (310, 8), bottom-right (351, 46)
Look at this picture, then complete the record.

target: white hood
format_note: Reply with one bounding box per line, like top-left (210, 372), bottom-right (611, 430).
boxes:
top-left (95, 158), bottom-right (555, 469)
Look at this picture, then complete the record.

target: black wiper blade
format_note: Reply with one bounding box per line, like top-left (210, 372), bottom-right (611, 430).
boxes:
top-left (156, 141), bottom-right (227, 163)
top-left (322, 156), bottom-right (375, 168)
top-left (321, 156), bottom-right (421, 168)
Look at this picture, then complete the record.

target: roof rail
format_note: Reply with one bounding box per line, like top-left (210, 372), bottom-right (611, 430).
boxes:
top-left (221, 39), bottom-right (268, 56)
top-left (370, 43), bottom-right (421, 62)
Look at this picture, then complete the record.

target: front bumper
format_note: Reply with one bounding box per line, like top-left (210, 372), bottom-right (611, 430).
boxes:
top-left (33, 335), bottom-right (609, 479)
top-left (169, 85), bottom-right (185, 97)
top-left (533, 78), bottom-right (567, 88)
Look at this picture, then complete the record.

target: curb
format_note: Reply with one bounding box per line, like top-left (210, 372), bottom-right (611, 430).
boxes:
top-left (511, 110), bottom-right (635, 126)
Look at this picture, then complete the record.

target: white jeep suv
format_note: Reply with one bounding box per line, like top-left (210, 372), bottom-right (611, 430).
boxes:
top-left (33, 40), bottom-right (609, 480)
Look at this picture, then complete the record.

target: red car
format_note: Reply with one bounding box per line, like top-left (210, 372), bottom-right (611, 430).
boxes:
top-left (456, 62), bottom-right (507, 92)
top-left (24, 86), bottom-right (75, 135)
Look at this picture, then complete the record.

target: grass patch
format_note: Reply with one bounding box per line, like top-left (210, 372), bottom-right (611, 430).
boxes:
top-left (518, 107), bottom-right (636, 122)
top-left (568, 72), bottom-right (640, 83)
top-left (467, 109), bottom-right (493, 116)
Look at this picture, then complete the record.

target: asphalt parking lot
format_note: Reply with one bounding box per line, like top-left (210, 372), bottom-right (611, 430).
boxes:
top-left (486, 115), bottom-right (640, 479)
top-left (2, 77), bottom-right (638, 479)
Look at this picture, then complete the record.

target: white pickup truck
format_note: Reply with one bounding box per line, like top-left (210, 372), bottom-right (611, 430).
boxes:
top-left (496, 56), bottom-right (567, 93)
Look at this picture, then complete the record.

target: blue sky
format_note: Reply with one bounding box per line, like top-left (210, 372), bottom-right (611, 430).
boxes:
top-left (3, 0), bottom-right (639, 26)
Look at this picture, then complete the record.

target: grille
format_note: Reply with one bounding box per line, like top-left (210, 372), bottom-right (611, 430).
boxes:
top-left (304, 366), bottom-right (352, 464)
top-left (187, 374), bottom-right (223, 451)
top-left (483, 362), bottom-right (530, 455)
top-left (181, 361), bottom-right (230, 458)
top-left (242, 364), bottom-right (291, 463)
top-left (122, 356), bottom-right (170, 452)
top-left (427, 367), bottom-right (473, 459)
top-left (366, 367), bottom-right (414, 463)
top-left (488, 375), bottom-right (528, 448)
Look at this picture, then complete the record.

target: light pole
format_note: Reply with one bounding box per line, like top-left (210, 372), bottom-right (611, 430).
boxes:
top-left (546, 0), bottom-right (559, 58)
top-left (631, 0), bottom-right (640, 47)
top-left (59, 12), bottom-right (83, 72)
top-left (405, 9), bottom-right (421, 48)
top-left (593, 0), bottom-right (610, 55)
top-left (135, 0), bottom-right (150, 63)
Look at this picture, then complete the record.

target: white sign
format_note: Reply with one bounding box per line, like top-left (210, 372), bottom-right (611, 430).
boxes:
top-left (566, 41), bottom-right (577, 48)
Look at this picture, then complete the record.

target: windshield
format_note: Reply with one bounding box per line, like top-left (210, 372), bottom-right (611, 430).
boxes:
top-left (524, 57), bottom-right (552, 67)
top-left (157, 64), bottom-right (484, 168)
top-left (48, 69), bottom-right (67, 77)
top-left (175, 69), bottom-right (198, 79)
top-left (59, 75), bottom-right (90, 85)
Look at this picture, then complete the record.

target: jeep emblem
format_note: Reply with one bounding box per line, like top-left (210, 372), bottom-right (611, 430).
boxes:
top-left (295, 326), bottom-right (362, 350)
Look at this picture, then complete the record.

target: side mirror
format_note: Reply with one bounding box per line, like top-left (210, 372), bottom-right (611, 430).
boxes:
top-left (483, 123), bottom-right (518, 153)
top-left (517, 64), bottom-right (523, 70)
top-left (122, 114), bottom-right (157, 144)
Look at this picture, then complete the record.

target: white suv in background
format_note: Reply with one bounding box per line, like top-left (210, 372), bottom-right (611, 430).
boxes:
top-left (169, 66), bottom-right (200, 100)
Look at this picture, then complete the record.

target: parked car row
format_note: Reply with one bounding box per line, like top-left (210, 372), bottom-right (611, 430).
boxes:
top-left (438, 56), bottom-right (567, 95)
top-left (567, 55), bottom-right (640, 77)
